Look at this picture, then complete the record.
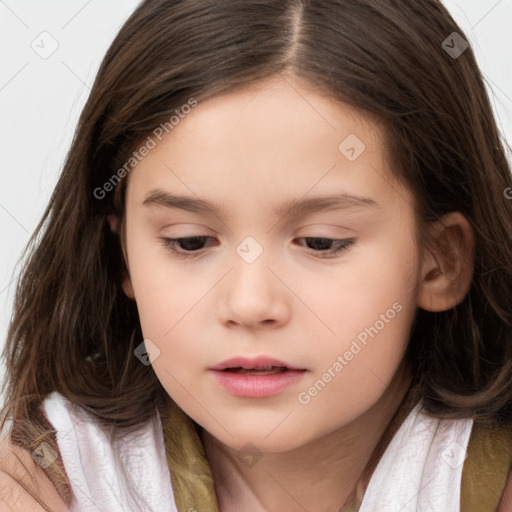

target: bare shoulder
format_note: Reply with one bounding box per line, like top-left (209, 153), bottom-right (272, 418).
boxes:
top-left (0, 434), bottom-right (68, 511)
top-left (498, 466), bottom-right (512, 512)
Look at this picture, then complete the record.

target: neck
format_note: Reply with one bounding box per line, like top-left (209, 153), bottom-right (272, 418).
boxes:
top-left (201, 365), bottom-right (414, 512)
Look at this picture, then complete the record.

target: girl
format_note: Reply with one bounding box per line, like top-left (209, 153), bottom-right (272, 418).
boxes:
top-left (1, 0), bottom-right (512, 511)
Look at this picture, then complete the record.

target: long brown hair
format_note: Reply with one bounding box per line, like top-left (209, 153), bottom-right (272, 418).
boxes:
top-left (2, 0), bottom-right (512, 503)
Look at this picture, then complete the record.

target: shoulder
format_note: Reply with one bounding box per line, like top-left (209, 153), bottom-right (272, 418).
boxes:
top-left (0, 434), bottom-right (69, 511)
top-left (0, 433), bottom-right (41, 476)
top-left (1, 394), bottom-right (77, 507)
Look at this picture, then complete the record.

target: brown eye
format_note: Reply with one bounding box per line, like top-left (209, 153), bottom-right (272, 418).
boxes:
top-left (297, 237), bottom-right (355, 257)
top-left (159, 236), bottom-right (216, 258)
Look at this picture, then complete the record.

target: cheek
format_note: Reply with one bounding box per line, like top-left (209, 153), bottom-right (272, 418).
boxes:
top-left (126, 242), bottom-right (223, 392)
top-left (297, 237), bottom-right (418, 398)
top-left (307, 232), bottom-right (419, 338)
top-left (125, 222), bottom-right (196, 328)
top-left (294, 286), bottom-right (415, 440)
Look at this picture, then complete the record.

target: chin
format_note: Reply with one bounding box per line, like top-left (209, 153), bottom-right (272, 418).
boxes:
top-left (205, 424), bottom-right (312, 454)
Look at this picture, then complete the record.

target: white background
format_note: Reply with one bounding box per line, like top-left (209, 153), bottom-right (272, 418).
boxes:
top-left (1, 0), bottom-right (512, 397)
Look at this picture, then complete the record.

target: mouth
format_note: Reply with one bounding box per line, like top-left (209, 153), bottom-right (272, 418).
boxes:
top-left (210, 356), bottom-right (305, 373)
top-left (210, 363), bottom-right (306, 398)
top-left (221, 366), bottom-right (289, 376)
top-left (209, 357), bottom-right (307, 398)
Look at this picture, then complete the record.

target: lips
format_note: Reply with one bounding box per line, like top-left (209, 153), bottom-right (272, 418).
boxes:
top-left (210, 357), bottom-right (306, 397)
top-left (210, 356), bottom-right (304, 372)
top-left (226, 367), bottom-right (287, 375)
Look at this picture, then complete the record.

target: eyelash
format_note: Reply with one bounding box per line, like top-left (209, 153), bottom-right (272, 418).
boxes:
top-left (158, 236), bottom-right (355, 259)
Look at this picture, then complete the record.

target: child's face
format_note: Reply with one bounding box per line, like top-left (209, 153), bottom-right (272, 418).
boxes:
top-left (121, 74), bottom-right (423, 451)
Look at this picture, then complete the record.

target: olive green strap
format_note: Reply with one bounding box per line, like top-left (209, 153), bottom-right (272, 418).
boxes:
top-left (161, 398), bottom-right (219, 512)
top-left (460, 420), bottom-right (512, 511)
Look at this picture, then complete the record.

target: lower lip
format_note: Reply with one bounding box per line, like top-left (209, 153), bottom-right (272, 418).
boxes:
top-left (211, 369), bottom-right (306, 398)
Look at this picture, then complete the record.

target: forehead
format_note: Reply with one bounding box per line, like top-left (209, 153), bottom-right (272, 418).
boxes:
top-left (124, 74), bottom-right (410, 215)
top-left (160, 74), bottom-right (384, 157)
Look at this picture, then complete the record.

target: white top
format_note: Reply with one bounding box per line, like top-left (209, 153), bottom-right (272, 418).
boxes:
top-left (41, 392), bottom-right (474, 512)
top-left (359, 402), bottom-right (473, 512)
top-left (41, 392), bottom-right (178, 512)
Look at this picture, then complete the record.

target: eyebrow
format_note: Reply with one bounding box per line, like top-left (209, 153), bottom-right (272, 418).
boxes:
top-left (142, 189), bottom-right (380, 219)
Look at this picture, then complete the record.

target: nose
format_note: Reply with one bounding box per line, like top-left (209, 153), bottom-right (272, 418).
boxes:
top-left (217, 248), bottom-right (291, 330)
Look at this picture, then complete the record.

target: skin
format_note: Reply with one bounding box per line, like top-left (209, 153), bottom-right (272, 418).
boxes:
top-left (0, 436), bottom-right (69, 512)
top-left (116, 72), bottom-right (475, 511)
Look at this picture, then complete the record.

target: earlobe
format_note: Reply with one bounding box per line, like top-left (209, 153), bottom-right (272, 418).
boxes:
top-left (107, 214), bottom-right (118, 234)
top-left (417, 212), bottom-right (474, 312)
top-left (121, 273), bottom-right (136, 299)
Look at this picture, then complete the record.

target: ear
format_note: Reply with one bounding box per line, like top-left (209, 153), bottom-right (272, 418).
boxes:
top-left (107, 214), bottom-right (136, 300)
top-left (417, 212), bottom-right (474, 312)
top-left (120, 269), bottom-right (136, 300)
top-left (107, 214), bottom-right (119, 234)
